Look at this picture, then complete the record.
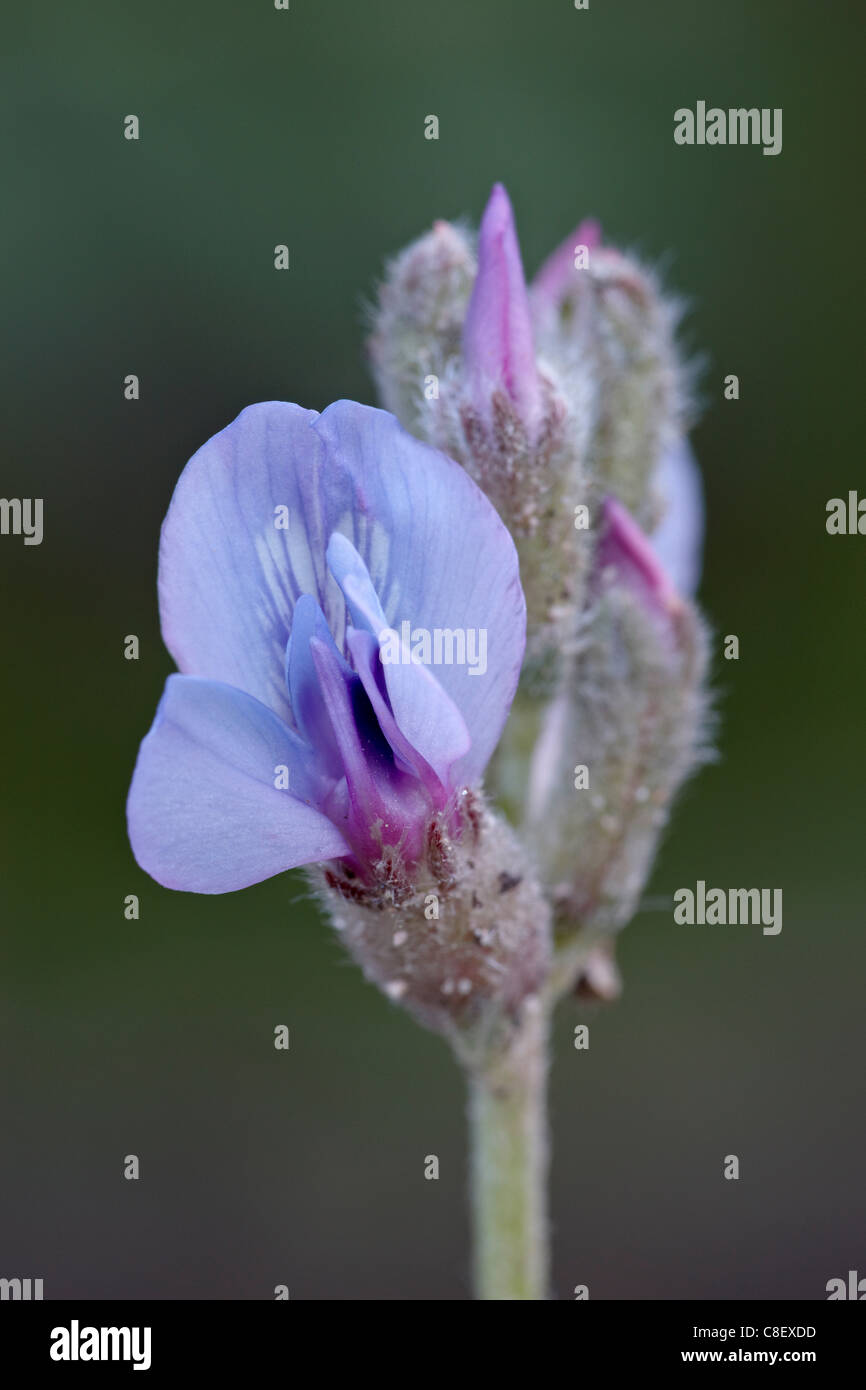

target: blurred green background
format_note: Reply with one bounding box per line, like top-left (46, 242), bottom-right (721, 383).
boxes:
top-left (2, 0), bottom-right (863, 1299)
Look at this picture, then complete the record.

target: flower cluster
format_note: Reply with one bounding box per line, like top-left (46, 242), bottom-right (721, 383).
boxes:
top-left (367, 184), bottom-right (711, 960)
top-left (128, 184), bottom-right (710, 1052)
top-left (368, 184), bottom-right (701, 677)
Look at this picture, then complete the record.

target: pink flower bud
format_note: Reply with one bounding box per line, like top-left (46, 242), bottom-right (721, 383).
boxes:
top-left (462, 183), bottom-right (543, 444)
top-left (595, 495), bottom-right (683, 622)
top-left (531, 216), bottom-right (601, 313)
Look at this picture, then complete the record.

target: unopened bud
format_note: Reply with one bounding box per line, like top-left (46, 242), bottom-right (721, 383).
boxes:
top-left (367, 218), bottom-right (476, 434)
top-left (462, 182), bottom-right (545, 445)
top-left (526, 497), bottom-right (711, 935)
top-left (539, 241), bottom-right (689, 527)
top-left (530, 216), bottom-right (601, 332)
top-left (433, 189), bottom-right (593, 669)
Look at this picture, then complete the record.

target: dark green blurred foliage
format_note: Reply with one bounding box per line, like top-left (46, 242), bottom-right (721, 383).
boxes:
top-left (1, 0), bottom-right (862, 1298)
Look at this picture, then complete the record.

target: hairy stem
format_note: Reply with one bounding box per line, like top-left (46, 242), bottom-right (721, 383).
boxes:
top-left (467, 998), bottom-right (551, 1299)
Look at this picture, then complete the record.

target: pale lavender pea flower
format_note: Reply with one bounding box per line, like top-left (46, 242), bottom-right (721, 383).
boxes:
top-left (127, 400), bottom-right (526, 894)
